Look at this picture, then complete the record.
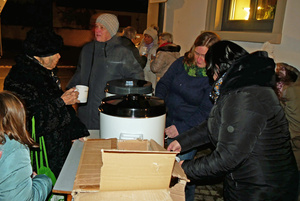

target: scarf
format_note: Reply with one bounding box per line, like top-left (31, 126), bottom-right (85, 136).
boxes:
top-left (210, 73), bottom-right (226, 103)
top-left (159, 42), bottom-right (172, 48)
top-left (184, 63), bottom-right (207, 77)
top-left (145, 42), bottom-right (154, 53)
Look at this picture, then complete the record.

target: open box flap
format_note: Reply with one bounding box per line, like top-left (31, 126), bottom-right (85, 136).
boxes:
top-left (72, 138), bottom-right (118, 193)
top-left (149, 139), bottom-right (167, 151)
top-left (99, 149), bottom-right (177, 191)
top-left (149, 139), bottom-right (188, 182)
top-left (172, 162), bottom-right (189, 182)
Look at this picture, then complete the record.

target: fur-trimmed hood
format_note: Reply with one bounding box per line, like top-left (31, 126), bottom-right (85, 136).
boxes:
top-left (220, 51), bottom-right (275, 94)
top-left (156, 43), bottom-right (181, 53)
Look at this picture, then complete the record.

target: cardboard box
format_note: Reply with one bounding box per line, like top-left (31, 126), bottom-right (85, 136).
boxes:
top-left (72, 139), bottom-right (188, 201)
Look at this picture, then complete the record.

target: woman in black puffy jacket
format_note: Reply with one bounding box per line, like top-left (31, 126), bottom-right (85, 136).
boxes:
top-left (168, 40), bottom-right (298, 201)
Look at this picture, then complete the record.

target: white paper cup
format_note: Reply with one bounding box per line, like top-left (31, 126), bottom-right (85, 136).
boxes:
top-left (141, 46), bottom-right (147, 55)
top-left (75, 85), bottom-right (89, 103)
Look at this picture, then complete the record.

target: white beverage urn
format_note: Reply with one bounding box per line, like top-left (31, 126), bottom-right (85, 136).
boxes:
top-left (99, 94), bottom-right (166, 146)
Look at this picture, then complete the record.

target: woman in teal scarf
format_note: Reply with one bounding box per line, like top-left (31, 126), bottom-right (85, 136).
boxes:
top-left (155, 31), bottom-right (220, 201)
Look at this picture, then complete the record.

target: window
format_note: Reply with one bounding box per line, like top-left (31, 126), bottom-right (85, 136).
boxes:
top-left (205, 0), bottom-right (287, 44)
top-left (222, 0), bottom-right (277, 32)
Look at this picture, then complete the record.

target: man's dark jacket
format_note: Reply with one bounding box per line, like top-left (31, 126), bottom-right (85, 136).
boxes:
top-left (67, 36), bottom-right (144, 129)
top-left (119, 36), bottom-right (147, 69)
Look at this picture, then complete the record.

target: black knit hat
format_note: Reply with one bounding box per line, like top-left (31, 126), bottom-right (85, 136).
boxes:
top-left (23, 27), bottom-right (63, 57)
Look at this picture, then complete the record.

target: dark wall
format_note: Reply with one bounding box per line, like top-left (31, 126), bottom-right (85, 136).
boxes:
top-left (2, 0), bottom-right (148, 27)
top-left (56, 0), bottom-right (148, 13)
top-left (2, 0), bottom-right (53, 27)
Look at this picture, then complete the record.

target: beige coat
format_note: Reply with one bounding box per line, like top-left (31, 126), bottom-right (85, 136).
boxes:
top-left (281, 67), bottom-right (300, 169)
top-left (150, 44), bottom-right (180, 81)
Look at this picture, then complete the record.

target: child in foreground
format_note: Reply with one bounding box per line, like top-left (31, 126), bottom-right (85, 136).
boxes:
top-left (0, 90), bottom-right (52, 201)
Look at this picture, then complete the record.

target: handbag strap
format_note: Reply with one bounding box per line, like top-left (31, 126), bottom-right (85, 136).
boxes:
top-left (31, 116), bottom-right (50, 173)
top-left (31, 117), bottom-right (35, 166)
top-left (40, 136), bottom-right (50, 168)
top-left (31, 116), bottom-right (41, 174)
top-left (32, 116), bottom-right (36, 140)
top-left (35, 145), bottom-right (40, 174)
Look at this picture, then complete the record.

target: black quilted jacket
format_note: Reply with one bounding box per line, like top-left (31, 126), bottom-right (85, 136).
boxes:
top-left (4, 55), bottom-right (89, 177)
top-left (176, 51), bottom-right (298, 201)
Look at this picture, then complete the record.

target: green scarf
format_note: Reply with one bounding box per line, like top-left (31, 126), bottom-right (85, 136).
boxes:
top-left (184, 63), bottom-right (207, 77)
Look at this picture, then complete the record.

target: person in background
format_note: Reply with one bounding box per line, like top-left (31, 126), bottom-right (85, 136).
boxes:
top-left (155, 31), bottom-right (220, 201)
top-left (4, 27), bottom-right (89, 177)
top-left (150, 32), bottom-right (181, 81)
top-left (67, 13), bottom-right (144, 130)
top-left (119, 26), bottom-right (147, 69)
top-left (138, 25), bottom-right (159, 90)
top-left (274, 62), bottom-right (300, 199)
top-left (0, 91), bottom-right (52, 201)
top-left (168, 40), bottom-right (298, 201)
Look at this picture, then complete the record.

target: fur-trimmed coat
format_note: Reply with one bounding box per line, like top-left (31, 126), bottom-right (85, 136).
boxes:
top-left (4, 55), bottom-right (89, 177)
top-left (150, 43), bottom-right (181, 81)
top-left (176, 51), bottom-right (298, 201)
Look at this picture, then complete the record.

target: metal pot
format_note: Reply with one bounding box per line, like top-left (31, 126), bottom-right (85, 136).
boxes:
top-left (99, 94), bottom-right (166, 146)
top-left (104, 79), bottom-right (153, 97)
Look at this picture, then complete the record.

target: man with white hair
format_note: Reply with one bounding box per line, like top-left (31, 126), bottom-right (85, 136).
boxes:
top-left (67, 13), bottom-right (144, 130)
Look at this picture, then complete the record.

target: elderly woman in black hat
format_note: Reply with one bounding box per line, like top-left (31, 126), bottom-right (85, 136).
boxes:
top-left (4, 27), bottom-right (89, 177)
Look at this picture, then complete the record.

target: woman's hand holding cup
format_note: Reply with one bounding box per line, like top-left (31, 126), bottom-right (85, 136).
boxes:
top-left (61, 87), bottom-right (80, 105)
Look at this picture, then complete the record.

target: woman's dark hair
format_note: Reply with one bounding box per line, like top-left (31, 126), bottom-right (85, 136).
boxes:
top-left (23, 27), bottom-right (63, 57)
top-left (205, 40), bottom-right (249, 83)
top-left (183, 31), bottom-right (220, 66)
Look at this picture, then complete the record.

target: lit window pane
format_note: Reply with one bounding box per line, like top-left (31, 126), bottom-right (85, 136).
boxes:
top-left (229, 0), bottom-right (251, 20)
top-left (256, 0), bottom-right (277, 20)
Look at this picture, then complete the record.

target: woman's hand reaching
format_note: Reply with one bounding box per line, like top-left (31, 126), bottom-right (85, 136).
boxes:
top-left (165, 125), bottom-right (179, 138)
top-left (72, 137), bottom-right (87, 143)
top-left (167, 140), bottom-right (182, 153)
